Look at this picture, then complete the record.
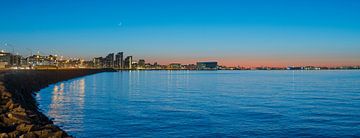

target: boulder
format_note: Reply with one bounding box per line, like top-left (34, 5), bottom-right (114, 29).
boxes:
top-left (33, 129), bottom-right (52, 138)
top-left (0, 133), bottom-right (9, 138)
top-left (4, 100), bottom-right (13, 109)
top-left (16, 123), bottom-right (34, 132)
top-left (7, 131), bottom-right (20, 138)
top-left (19, 132), bottom-right (36, 138)
top-left (53, 131), bottom-right (64, 138)
top-left (0, 91), bottom-right (11, 99)
top-left (0, 107), bottom-right (5, 114)
top-left (2, 116), bottom-right (16, 126)
top-left (7, 113), bottom-right (30, 124)
top-left (12, 106), bottom-right (26, 113)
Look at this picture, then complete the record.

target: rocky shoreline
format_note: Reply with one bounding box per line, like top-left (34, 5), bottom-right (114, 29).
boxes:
top-left (0, 69), bottom-right (116, 138)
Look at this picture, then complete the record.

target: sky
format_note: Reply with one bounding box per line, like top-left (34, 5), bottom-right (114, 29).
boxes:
top-left (1, 0), bottom-right (360, 67)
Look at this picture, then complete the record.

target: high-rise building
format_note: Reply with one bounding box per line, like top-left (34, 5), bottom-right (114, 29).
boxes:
top-left (105, 53), bottom-right (114, 68)
top-left (11, 55), bottom-right (22, 66)
top-left (138, 59), bottom-right (145, 68)
top-left (93, 57), bottom-right (104, 68)
top-left (115, 52), bottom-right (124, 69)
top-left (124, 56), bottom-right (133, 69)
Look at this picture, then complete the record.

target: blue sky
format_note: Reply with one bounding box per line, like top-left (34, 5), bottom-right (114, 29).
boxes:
top-left (1, 0), bottom-right (360, 66)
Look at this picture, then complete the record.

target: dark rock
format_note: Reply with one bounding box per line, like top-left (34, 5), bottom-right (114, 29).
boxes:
top-left (7, 130), bottom-right (20, 138)
top-left (16, 123), bottom-right (34, 132)
top-left (19, 132), bottom-right (36, 138)
top-left (0, 133), bottom-right (9, 138)
top-left (33, 129), bottom-right (52, 138)
top-left (2, 116), bottom-right (16, 126)
top-left (0, 122), bottom-right (15, 133)
top-left (7, 113), bottom-right (30, 124)
top-left (11, 106), bottom-right (26, 113)
top-left (1, 91), bottom-right (11, 99)
top-left (4, 101), bottom-right (13, 109)
top-left (0, 108), bottom-right (5, 114)
top-left (0, 69), bottom-right (115, 137)
top-left (52, 131), bottom-right (64, 138)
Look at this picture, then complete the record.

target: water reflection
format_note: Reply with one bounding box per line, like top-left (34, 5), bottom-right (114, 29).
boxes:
top-left (36, 71), bottom-right (360, 137)
top-left (47, 79), bottom-right (85, 133)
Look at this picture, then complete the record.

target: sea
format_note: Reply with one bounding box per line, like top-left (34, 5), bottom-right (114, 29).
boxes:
top-left (36, 70), bottom-right (360, 137)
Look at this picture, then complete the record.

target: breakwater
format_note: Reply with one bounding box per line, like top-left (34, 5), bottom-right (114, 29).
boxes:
top-left (0, 69), bottom-right (116, 138)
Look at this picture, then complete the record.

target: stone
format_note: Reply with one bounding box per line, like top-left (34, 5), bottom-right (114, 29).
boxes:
top-left (7, 130), bottom-right (20, 138)
top-left (7, 113), bottom-right (30, 124)
top-left (43, 124), bottom-right (57, 130)
top-left (16, 123), bottom-right (34, 132)
top-left (0, 108), bottom-right (5, 114)
top-left (33, 129), bottom-right (52, 138)
top-left (12, 106), bottom-right (26, 113)
top-left (8, 103), bottom-right (19, 110)
top-left (2, 116), bottom-right (16, 125)
top-left (0, 69), bottom-right (108, 138)
top-left (53, 131), bottom-right (64, 138)
top-left (1, 91), bottom-right (11, 99)
top-left (0, 122), bottom-right (5, 127)
top-left (5, 100), bottom-right (13, 109)
top-left (0, 133), bottom-right (9, 138)
top-left (19, 132), bottom-right (36, 138)
top-left (0, 122), bottom-right (15, 133)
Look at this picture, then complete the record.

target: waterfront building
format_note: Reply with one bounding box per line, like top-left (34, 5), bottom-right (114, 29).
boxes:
top-left (93, 57), bottom-right (104, 68)
top-left (0, 62), bottom-right (6, 69)
top-left (11, 55), bottom-right (22, 66)
top-left (115, 52), bottom-right (124, 69)
top-left (82, 61), bottom-right (94, 68)
top-left (196, 62), bottom-right (218, 70)
top-left (0, 51), bottom-right (11, 67)
top-left (287, 66), bottom-right (304, 70)
top-left (105, 53), bottom-right (114, 68)
top-left (183, 64), bottom-right (197, 70)
top-left (169, 63), bottom-right (181, 69)
top-left (138, 59), bottom-right (145, 68)
top-left (304, 66), bottom-right (321, 70)
top-left (27, 54), bottom-right (58, 67)
top-left (124, 56), bottom-right (133, 69)
top-left (20, 57), bottom-right (28, 67)
top-left (151, 62), bottom-right (163, 69)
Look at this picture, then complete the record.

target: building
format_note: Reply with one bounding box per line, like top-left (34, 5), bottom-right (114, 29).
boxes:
top-left (0, 62), bottom-right (6, 69)
top-left (169, 63), bottom-right (181, 69)
top-left (104, 53), bottom-right (114, 68)
top-left (138, 59), bottom-right (145, 68)
top-left (11, 55), bottom-right (22, 66)
top-left (287, 66), bottom-right (304, 70)
top-left (196, 62), bottom-right (218, 70)
top-left (115, 52), bottom-right (124, 69)
top-left (0, 51), bottom-right (11, 67)
top-left (27, 54), bottom-right (57, 67)
top-left (82, 60), bottom-right (94, 68)
top-left (93, 57), bottom-right (104, 68)
top-left (183, 64), bottom-right (197, 70)
top-left (124, 56), bottom-right (133, 69)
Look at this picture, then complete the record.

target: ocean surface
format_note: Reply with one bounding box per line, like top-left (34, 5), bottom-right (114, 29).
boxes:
top-left (36, 70), bottom-right (360, 137)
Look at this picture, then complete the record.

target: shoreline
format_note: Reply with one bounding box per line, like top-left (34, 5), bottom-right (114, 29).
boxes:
top-left (0, 69), bottom-right (116, 138)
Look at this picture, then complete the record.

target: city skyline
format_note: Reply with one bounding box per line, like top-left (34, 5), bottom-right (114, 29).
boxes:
top-left (1, 0), bottom-right (360, 67)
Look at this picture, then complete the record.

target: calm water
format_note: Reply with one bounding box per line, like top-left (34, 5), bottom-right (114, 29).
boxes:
top-left (36, 70), bottom-right (360, 137)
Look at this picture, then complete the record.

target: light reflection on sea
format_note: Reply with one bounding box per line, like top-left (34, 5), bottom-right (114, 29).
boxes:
top-left (36, 70), bottom-right (360, 137)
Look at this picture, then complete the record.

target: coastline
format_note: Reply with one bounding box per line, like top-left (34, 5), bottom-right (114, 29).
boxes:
top-left (0, 69), bottom-right (116, 138)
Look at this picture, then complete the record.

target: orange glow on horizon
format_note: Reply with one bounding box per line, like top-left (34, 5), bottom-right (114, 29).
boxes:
top-left (144, 57), bottom-right (360, 68)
